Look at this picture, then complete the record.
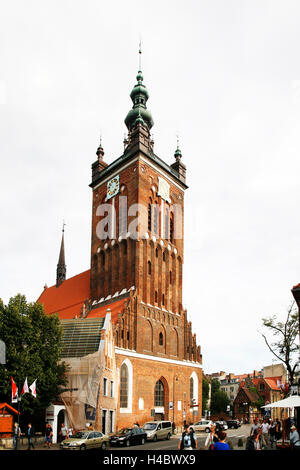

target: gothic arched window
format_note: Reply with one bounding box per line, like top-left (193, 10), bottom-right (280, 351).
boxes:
top-left (154, 380), bottom-right (164, 406)
top-left (159, 332), bottom-right (164, 346)
top-left (190, 377), bottom-right (194, 404)
top-left (120, 363), bottom-right (128, 408)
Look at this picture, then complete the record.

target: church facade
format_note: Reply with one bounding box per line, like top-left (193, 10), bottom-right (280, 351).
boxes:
top-left (38, 63), bottom-right (202, 432)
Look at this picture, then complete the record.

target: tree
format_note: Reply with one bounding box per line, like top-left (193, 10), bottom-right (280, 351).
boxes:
top-left (0, 294), bottom-right (67, 428)
top-left (261, 301), bottom-right (299, 390)
top-left (210, 379), bottom-right (230, 415)
top-left (202, 376), bottom-right (210, 415)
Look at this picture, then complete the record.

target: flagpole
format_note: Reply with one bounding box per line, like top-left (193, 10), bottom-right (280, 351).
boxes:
top-left (17, 380), bottom-right (21, 450)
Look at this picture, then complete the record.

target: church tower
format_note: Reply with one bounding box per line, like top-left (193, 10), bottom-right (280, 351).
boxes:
top-left (90, 69), bottom-right (187, 316)
top-left (89, 60), bottom-right (202, 427)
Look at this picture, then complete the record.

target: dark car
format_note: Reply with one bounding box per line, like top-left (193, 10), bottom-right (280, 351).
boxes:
top-left (226, 420), bottom-right (241, 429)
top-left (214, 420), bottom-right (228, 431)
top-left (109, 427), bottom-right (147, 447)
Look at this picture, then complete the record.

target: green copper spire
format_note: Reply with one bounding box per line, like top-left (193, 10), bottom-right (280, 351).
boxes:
top-left (125, 46), bottom-right (154, 132)
top-left (124, 70), bottom-right (154, 131)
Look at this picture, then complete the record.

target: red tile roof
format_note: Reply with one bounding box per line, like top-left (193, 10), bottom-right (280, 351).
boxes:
top-left (37, 270), bottom-right (91, 320)
top-left (37, 269), bottom-right (128, 323)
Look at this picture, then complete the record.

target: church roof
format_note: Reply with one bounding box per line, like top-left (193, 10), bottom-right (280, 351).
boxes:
top-left (37, 269), bottom-right (128, 323)
top-left (60, 318), bottom-right (105, 358)
top-left (37, 270), bottom-right (91, 319)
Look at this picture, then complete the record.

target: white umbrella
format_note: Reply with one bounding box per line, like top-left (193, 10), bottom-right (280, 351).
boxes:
top-left (262, 395), bottom-right (300, 409)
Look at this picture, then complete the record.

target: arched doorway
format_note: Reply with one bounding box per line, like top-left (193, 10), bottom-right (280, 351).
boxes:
top-left (153, 377), bottom-right (169, 421)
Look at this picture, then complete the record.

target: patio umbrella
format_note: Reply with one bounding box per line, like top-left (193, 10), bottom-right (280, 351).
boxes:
top-left (262, 395), bottom-right (300, 408)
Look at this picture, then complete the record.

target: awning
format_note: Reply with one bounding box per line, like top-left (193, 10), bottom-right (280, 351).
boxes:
top-left (262, 395), bottom-right (300, 409)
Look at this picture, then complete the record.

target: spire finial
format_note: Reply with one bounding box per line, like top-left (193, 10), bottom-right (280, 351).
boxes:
top-left (56, 223), bottom-right (66, 287)
top-left (139, 36), bottom-right (142, 71)
top-left (174, 134), bottom-right (182, 161)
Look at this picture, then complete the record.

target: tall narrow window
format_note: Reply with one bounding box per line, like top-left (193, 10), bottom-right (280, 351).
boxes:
top-left (159, 332), bottom-right (164, 346)
top-left (164, 206), bottom-right (170, 239)
top-left (190, 377), bottom-right (194, 404)
top-left (148, 261), bottom-right (151, 275)
top-left (154, 203), bottom-right (158, 236)
top-left (148, 203), bottom-right (152, 232)
top-left (154, 380), bottom-right (164, 406)
top-left (170, 271), bottom-right (172, 284)
top-left (120, 363), bottom-right (128, 408)
top-left (170, 213), bottom-right (174, 243)
top-left (162, 294), bottom-right (165, 305)
top-left (155, 291), bottom-right (158, 303)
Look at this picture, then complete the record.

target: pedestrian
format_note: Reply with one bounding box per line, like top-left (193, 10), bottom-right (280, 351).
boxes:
top-left (44, 423), bottom-right (53, 448)
top-left (172, 422), bottom-right (176, 434)
top-left (261, 418), bottom-right (270, 447)
top-left (249, 417), bottom-right (259, 436)
top-left (205, 424), bottom-right (219, 450)
top-left (59, 423), bottom-right (68, 441)
top-left (269, 419), bottom-right (276, 449)
top-left (178, 425), bottom-right (197, 450)
top-left (246, 428), bottom-right (266, 450)
top-left (212, 431), bottom-right (230, 450)
top-left (68, 426), bottom-right (73, 438)
top-left (27, 423), bottom-right (35, 450)
top-left (13, 422), bottom-right (21, 450)
top-left (289, 425), bottom-right (300, 450)
top-left (275, 418), bottom-right (282, 442)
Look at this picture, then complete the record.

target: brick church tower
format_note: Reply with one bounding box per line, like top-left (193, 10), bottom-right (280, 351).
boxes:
top-left (89, 65), bottom-right (202, 427)
top-left (38, 56), bottom-right (203, 430)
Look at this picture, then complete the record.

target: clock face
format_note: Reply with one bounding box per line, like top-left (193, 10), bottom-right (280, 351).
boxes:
top-left (158, 177), bottom-right (171, 203)
top-left (107, 175), bottom-right (119, 200)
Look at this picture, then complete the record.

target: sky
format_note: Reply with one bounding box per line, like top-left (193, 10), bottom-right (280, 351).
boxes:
top-left (1, 0), bottom-right (300, 375)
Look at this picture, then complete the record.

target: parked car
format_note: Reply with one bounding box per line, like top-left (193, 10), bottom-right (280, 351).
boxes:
top-left (109, 427), bottom-right (147, 447)
top-left (215, 420), bottom-right (228, 431)
top-left (143, 421), bottom-right (172, 441)
top-left (192, 419), bottom-right (214, 433)
top-left (226, 419), bottom-right (241, 429)
top-left (60, 430), bottom-right (109, 450)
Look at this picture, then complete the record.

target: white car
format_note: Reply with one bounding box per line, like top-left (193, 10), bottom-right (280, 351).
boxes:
top-left (192, 419), bottom-right (214, 433)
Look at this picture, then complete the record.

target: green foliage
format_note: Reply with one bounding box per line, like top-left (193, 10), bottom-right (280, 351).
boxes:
top-left (261, 302), bottom-right (299, 388)
top-left (0, 294), bottom-right (67, 417)
top-left (210, 379), bottom-right (230, 414)
top-left (202, 377), bottom-right (209, 415)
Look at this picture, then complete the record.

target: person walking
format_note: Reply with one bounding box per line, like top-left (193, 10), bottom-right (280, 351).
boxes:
top-left (44, 423), bottom-right (53, 448)
top-left (178, 425), bottom-right (197, 450)
top-left (289, 425), bottom-right (300, 450)
top-left (205, 424), bottom-right (219, 450)
top-left (59, 423), bottom-right (68, 442)
top-left (269, 419), bottom-right (277, 449)
top-left (261, 418), bottom-right (270, 447)
top-left (13, 422), bottom-right (21, 450)
top-left (275, 418), bottom-right (282, 443)
top-left (249, 418), bottom-right (259, 436)
top-left (212, 431), bottom-right (230, 450)
top-left (27, 423), bottom-right (35, 450)
top-left (246, 428), bottom-right (267, 450)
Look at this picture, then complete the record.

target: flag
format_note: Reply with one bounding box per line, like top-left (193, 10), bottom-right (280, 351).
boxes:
top-left (11, 377), bottom-right (18, 403)
top-left (29, 379), bottom-right (37, 398)
top-left (21, 377), bottom-right (29, 395)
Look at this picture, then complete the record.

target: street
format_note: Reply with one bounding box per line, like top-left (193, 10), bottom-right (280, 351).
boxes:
top-left (13, 424), bottom-right (257, 451)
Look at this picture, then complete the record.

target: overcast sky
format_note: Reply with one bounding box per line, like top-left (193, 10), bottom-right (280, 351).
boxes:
top-left (1, 0), bottom-right (300, 375)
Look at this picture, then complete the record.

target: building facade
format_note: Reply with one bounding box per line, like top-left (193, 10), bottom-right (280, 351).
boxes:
top-left (38, 62), bottom-right (202, 432)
